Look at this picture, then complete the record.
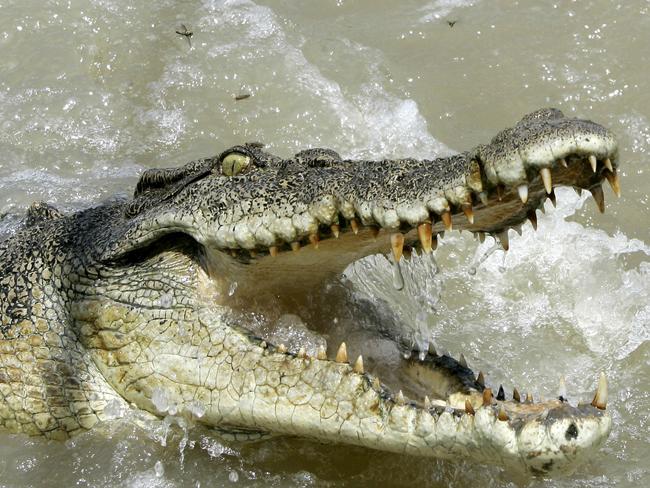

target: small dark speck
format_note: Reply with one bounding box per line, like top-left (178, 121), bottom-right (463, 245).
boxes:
top-left (565, 423), bottom-right (579, 440)
top-left (447, 20), bottom-right (457, 28)
top-left (235, 93), bottom-right (251, 101)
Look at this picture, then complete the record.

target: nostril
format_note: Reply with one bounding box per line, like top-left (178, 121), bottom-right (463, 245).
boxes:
top-left (565, 422), bottom-right (579, 440)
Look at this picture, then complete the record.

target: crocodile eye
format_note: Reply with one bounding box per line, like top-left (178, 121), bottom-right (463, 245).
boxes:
top-left (221, 153), bottom-right (251, 176)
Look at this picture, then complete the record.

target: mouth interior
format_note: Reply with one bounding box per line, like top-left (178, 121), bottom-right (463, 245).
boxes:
top-left (197, 154), bottom-right (613, 414)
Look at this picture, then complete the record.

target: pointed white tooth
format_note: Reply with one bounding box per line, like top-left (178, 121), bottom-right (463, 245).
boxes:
top-left (424, 396), bottom-right (432, 409)
top-left (558, 376), bottom-right (567, 400)
top-left (517, 184), bottom-right (528, 204)
top-left (479, 192), bottom-right (489, 206)
top-left (297, 347), bottom-right (306, 358)
top-left (589, 155), bottom-right (598, 173)
top-left (335, 342), bottom-right (348, 363)
top-left (591, 372), bottom-right (608, 410)
top-left (604, 158), bottom-right (613, 172)
top-left (540, 167), bottom-right (553, 194)
top-left (559, 158), bottom-right (568, 168)
top-left (353, 355), bottom-right (364, 374)
top-left (316, 345), bottom-right (327, 360)
top-left (396, 390), bottom-right (405, 405)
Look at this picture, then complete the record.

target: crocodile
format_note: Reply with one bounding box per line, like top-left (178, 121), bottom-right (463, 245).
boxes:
top-left (0, 108), bottom-right (620, 475)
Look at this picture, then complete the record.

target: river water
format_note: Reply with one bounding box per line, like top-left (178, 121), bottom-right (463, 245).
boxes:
top-left (0, 0), bottom-right (648, 486)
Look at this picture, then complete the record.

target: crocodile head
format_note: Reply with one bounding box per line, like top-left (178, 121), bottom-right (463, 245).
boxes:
top-left (75, 108), bottom-right (618, 475)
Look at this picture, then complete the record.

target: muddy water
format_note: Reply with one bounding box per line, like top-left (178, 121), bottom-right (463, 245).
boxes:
top-left (1, 0), bottom-right (649, 486)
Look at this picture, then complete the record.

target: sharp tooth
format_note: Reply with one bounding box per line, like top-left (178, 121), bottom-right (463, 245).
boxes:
top-left (441, 211), bottom-right (453, 231)
top-left (316, 345), bottom-right (327, 360)
top-left (259, 341), bottom-right (267, 349)
top-left (558, 376), bottom-right (567, 401)
top-left (335, 342), bottom-right (348, 363)
top-left (465, 399), bottom-right (475, 415)
top-left (548, 189), bottom-right (557, 207)
top-left (396, 390), bottom-right (405, 405)
top-left (478, 231), bottom-right (486, 243)
top-left (496, 385), bottom-right (505, 401)
top-left (353, 355), bottom-right (364, 374)
top-left (590, 185), bottom-right (605, 213)
top-left (525, 392), bottom-right (533, 404)
top-left (372, 377), bottom-right (381, 390)
top-left (350, 218), bottom-right (359, 235)
top-left (309, 233), bottom-right (320, 249)
top-left (476, 371), bottom-right (485, 388)
top-left (482, 388), bottom-right (493, 406)
top-left (560, 158), bottom-right (568, 168)
top-left (605, 171), bottom-right (621, 198)
top-left (497, 230), bottom-right (509, 251)
top-left (517, 184), bottom-right (529, 203)
top-left (498, 405), bottom-right (509, 421)
top-left (462, 203), bottom-right (475, 224)
top-left (277, 343), bottom-right (287, 353)
top-left (496, 184), bottom-right (505, 201)
top-left (589, 154), bottom-right (598, 173)
top-left (297, 347), bottom-right (307, 359)
top-left (459, 353), bottom-right (468, 368)
top-left (428, 343), bottom-right (438, 356)
top-left (417, 222), bottom-right (433, 254)
top-left (424, 396), bottom-right (432, 409)
top-left (269, 246), bottom-right (279, 257)
top-left (369, 226), bottom-right (380, 239)
top-left (513, 388), bottom-right (521, 402)
top-left (291, 241), bottom-right (301, 252)
top-left (527, 210), bottom-right (538, 231)
top-left (591, 372), bottom-right (608, 410)
top-left (540, 167), bottom-right (553, 194)
top-left (604, 157), bottom-right (614, 172)
top-left (479, 191), bottom-right (489, 206)
top-left (390, 233), bottom-right (405, 262)
top-left (330, 224), bottom-right (340, 238)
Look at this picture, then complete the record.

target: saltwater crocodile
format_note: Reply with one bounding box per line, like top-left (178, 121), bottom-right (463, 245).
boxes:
top-left (0, 108), bottom-right (620, 475)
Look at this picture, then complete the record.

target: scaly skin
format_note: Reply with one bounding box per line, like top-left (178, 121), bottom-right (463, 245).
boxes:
top-left (0, 109), bottom-right (619, 474)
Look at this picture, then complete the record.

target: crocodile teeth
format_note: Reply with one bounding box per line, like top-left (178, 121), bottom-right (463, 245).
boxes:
top-left (590, 185), bottom-right (606, 213)
top-left (478, 232), bottom-right (486, 243)
top-left (496, 385), bottom-right (505, 401)
top-left (527, 210), bottom-right (538, 231)
top-left (517, 184), bottom-right (528, 204)
top-left (498, 405), bottom-right (509, 421)
top-left (441, 211), bottom-right (453, 231)
top-left (424, 396), bottom-right (432, 409)
top-left (335, 342), bottom-right (348, 363)
top-left (476, 371), bottom-right (485, 388)
top-left (462, 203), bottom-right (475, 224)
top-left (350, 218), bottom-right (359, 235)
top-left (479, 191), bottom-right (489, 205)
top-left (269, 246), bottom-right (279, 257)
top-left (297, 347), bottom-right (307, 358)
top-left (540, 167), bottom-right (553, 194)
top-left (353, 355), bottom-right (364, 374)
top-left (589, 154), bottom-right (598, 172)
top-left (259, 341), bottom-right (267, 349)
top-left (513, 388), bottom-right (521, 402)
top-left (316, 345), bottom-right (327, 360)
top-left (390, 233), bottom-right (404, 262)
top-left (417, 222), bottom-right (433, 254)
top-left (465, 399), bottom-right (475, 415)
top-left (309, 233), bottom-right (319, 249)
top-left (525, 392), bottom-right (533, 404)
top-left (291, 241), bottom-right (301, 252)
top-left (396, 390), bottom-right (405, 405)
top-left (372, 377), bottom-right (381, 390)
top-left (482, 388), bottom-right (493, 406)
top-left (591, 372), bottom-right (608, 410)
top-left (330, 224), bottom-right (340, 238)
top-left (428, 343), bottom-right (437, 356)
top-left (548, 189), bottom-right (557, 207)
top-left (459, 353), bottom-right (468, 368)
top-left (277, 343), bottom-right (287, 353)
top-left (558, 376), bottom-right (567, 401)
top-left (605, 171), bottom-right (621, 198)
top-left (497, 231), bottom-right (509, 251)
top-left (559, 157), bottom-right (568, 168)
top-left (604, 157), bottom-right (614, 172)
